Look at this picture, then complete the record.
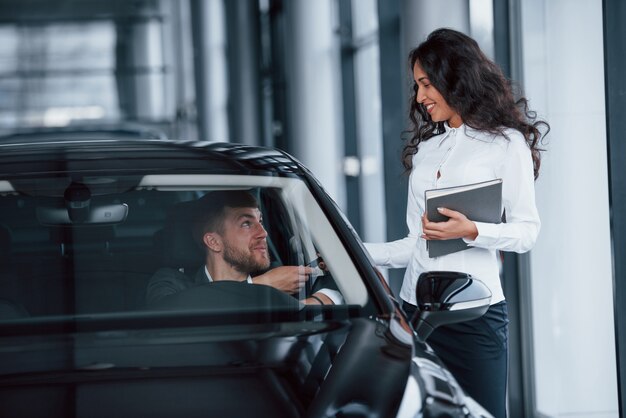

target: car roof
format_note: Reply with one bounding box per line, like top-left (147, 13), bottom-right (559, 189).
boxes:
top-left (0, 138), bottom-right (306, 178)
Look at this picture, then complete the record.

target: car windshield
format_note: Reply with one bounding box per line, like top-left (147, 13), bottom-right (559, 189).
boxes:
top-left (0, 173), bottom-right (370, 331)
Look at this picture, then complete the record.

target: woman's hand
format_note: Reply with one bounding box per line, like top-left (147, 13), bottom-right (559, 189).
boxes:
top-left (421, 208), bottom-right (478, 241)
top-left (252, 266), bottom-right (313, 294)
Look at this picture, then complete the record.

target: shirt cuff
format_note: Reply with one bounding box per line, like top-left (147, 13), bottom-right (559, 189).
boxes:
top-left (463, 221), bottom-right (499, 247)
top-left (316, 289), bottom-right (343, 305)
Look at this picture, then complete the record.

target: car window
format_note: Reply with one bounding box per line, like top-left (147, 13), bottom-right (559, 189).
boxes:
top-left (0, 174), bottom-right (369, 326)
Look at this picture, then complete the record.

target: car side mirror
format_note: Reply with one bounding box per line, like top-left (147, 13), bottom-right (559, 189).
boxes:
top-left (412, 271), bottom-right (491, 343)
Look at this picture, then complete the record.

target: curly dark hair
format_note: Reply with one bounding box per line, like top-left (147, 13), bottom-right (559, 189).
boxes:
top-left (403, 28), bottom-right (549, 178)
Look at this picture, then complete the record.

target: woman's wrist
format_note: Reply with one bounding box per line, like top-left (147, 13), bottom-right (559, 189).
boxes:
top-left (465, 221), bottom-right (479, 240)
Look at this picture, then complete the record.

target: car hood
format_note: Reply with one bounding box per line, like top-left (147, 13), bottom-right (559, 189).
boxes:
top-left (0, 316), bottom-right (413, 418)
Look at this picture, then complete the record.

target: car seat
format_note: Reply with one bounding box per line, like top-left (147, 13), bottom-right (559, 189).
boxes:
top-left (0, 225), bottom-right (30, 319)
top-left (152, 199), bottom-right (205, 275)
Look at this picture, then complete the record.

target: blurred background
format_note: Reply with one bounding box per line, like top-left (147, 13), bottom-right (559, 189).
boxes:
top-left (0, 0), bottom-right (623, 417)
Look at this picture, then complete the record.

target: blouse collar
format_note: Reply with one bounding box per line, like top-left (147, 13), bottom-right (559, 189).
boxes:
top-left (438, 122), bottom-right (496, 146)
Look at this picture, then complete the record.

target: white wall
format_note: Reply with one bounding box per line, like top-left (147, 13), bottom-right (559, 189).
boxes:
top-left (521, 0), bottom-right (618, 416)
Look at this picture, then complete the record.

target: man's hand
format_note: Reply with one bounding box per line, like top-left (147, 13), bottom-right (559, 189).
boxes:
top-left (252, 265), bottom-right (313, 294)
top-left (421, 207), bottom-right (479, 241)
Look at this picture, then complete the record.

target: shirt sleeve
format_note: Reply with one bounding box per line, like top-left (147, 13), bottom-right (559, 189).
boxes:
top-left (464, 133), bottom-right (540, 253)
top-left (364, 172), bottom-right (420, 268)
top-left (315, 289), bottom-right (343, 305)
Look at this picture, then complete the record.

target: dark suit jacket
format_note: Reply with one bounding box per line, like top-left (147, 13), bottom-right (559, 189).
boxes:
top-left (145, 265), bottom-right (340, 308)
top-left (145, 267), bottom-right (207, 307)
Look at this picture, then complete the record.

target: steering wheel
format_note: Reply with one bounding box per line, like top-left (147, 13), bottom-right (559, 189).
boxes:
top-left (150, 280), bottom-right (304, 313)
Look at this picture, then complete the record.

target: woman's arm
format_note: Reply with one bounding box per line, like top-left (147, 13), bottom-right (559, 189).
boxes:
top-left (466, 134), bottom-right (540, 253)
top-left (364, 173), bottom-right (421, 267)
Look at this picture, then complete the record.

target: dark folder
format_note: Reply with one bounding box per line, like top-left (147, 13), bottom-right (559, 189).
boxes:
top-left (425, 178), bottom-right (503, 258)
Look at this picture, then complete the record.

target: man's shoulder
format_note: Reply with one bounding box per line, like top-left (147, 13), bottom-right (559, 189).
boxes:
top-left (145, 267), bottom-right (204, 306)
top-left (150, 267), bottom-right (195, 283)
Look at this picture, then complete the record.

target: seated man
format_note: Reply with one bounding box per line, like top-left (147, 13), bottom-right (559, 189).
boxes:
top-left (146, 190), bottom-right (340, 306)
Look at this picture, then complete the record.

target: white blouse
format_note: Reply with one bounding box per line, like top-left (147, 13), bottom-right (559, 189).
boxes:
top-left (365, 123), bottom-right (540, 305)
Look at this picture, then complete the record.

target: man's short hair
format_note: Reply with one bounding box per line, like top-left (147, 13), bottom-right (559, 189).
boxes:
top-left (191, 190), bottom-right (259, 247)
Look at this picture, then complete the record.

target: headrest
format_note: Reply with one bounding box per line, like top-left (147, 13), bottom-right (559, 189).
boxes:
top-left (0, 225), bottom-right (11, 263)
top-left (0, 298), bottom-right (29, 319)
top-left (50, 225), bottom-right (115, 256)
top-left (154, 200), bottom-right (204, 272)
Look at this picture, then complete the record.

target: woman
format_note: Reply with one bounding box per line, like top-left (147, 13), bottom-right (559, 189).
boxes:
top-left (364, 28), bottom-right (548, 417)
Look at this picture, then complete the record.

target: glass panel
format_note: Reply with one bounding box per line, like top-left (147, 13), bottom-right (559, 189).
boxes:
top-left (0, 174), bottom-right (368, 326)
top-left (0, 75), bottom-right (119, 127)
top-left (25, 23), bottom-right (114, 71)
top-left (0, 26), bottom-right (19, 73)
top-left (0, 22), bottom-right (119, 129)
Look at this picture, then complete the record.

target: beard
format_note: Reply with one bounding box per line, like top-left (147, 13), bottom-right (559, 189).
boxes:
top-left (222, 240), bottom-right (270, 274)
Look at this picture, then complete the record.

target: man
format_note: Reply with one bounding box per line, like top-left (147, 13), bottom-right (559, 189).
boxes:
top-left (146, 190), bottom-right (340, 306)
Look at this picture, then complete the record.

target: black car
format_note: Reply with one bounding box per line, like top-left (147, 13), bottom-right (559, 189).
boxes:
top-left (0, 137), bottom-right (493, 417)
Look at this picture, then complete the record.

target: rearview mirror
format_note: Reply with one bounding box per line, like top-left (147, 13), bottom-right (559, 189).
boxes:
top-left (36, 203), bottom-right (129, 225)
top-left (412, 271), bottom-right (491, 343)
